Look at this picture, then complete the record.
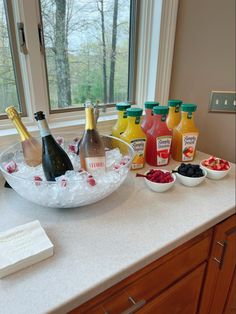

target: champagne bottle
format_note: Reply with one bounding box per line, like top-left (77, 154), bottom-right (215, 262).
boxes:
top-left (34, 111), bottom-right (73, 181)
top-left (79, 101), bottom-right (106, 172)
top-left (5, 106), bottom-right (42, 167)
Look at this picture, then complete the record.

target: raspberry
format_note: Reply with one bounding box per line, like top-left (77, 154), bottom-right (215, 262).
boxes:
top-left (56, 136), bottom-right (64, 146)
top-left (4, 161), bottom-right (18, 174)
top-left (87, 175), bottom-right (96, 186)
top-left (68, 144), bottom-right (77, 154)
top-left (34, 176), bottom-right (43, 186)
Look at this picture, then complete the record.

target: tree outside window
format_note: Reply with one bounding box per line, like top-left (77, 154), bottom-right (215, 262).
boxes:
top-left (41, 0), bottom-right (131, 110)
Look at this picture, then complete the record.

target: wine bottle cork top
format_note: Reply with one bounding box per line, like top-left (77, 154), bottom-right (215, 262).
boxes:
top-left (34, 111), bottom-right (45, 121)
top-left (5, 106), bottom-right (20, 120)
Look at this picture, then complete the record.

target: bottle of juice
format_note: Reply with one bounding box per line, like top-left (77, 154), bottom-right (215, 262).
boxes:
top-left (171, 104), bottom-right (199, 162)
top-left (141, 101), bottom-right (159, 133)
top-left (120, 108), bottom-right (146, 170)
top-left (166, 99), bottom-right (182, 130)
top-left (146, 106), bottom-right (172, 166)
top-left (112, 102), bottom-right (131, 138)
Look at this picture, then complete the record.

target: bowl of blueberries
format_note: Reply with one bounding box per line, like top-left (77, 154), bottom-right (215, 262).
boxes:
top-left (174, 163), bottom-right (207, 187)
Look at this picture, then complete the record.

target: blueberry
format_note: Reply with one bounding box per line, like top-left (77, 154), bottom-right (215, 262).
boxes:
top-left (187, 168), bottom-right (194, 176)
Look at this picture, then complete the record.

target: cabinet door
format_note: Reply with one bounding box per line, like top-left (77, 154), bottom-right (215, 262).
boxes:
top-left (137, 263), bottom-right (206, 314)
top-left (200, 214), bottom-right (236, 314)
top-left (224, 267), bottom-right (236, 314)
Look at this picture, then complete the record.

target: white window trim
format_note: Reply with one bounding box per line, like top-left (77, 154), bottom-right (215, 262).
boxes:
top-left (0, 0), bottom-right (179, 148)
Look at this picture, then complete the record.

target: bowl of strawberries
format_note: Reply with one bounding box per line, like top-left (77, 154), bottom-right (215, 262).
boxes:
top-left (201, 156), bottom-right (231, 180)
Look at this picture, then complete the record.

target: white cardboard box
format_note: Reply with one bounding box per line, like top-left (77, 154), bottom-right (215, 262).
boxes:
top-left (0, 220), bottom-right (54, 278)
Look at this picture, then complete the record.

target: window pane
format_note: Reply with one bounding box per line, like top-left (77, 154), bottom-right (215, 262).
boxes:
top-left (41, 0), bottom-right (131, 110)
top-left (0, 0), bottom-right (21, 115)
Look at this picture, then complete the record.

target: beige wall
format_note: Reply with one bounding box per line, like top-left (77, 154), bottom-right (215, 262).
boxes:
top-left (169, 0), bottom-right (235, 162)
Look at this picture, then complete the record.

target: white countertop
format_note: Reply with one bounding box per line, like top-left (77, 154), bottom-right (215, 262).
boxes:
top-left (0, 151), bottom-right (235, 314)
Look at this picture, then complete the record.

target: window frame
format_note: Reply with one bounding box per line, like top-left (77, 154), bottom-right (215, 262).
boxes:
top-left (0, 0), bottom-right (27, 120)
top-left (0, 0), bottom-right (179, 149)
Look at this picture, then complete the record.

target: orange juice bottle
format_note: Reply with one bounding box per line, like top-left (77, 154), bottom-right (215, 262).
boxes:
top-left (141, 101), bottom-right (159, 133)
top-left (171, 104), bottom-right (199, 162)
top-left (121, 108), bottom-right (146, 169)
top-left (166, 100), bottom-right (182, 130)
top-left (112, 102), bottom-right (131, 138)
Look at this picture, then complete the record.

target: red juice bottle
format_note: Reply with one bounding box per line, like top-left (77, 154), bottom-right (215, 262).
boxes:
top-left (141, 101), bottom-right (159, 134)
top-left (146, 106), bottom-right (172, 166)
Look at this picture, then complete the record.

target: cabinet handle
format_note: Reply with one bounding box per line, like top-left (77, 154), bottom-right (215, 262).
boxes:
top-left (213, 240), bottom-right (227, 269)
top-left (121, 297), bottom-right (146, 314)
top-left (102, 296), bottom-right (146, 314)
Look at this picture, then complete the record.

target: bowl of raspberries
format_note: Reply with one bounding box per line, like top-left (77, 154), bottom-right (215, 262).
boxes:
top-left (143, 169), bottom-right (176, 192)
top-left (175, 163), bottom-right (207, 187)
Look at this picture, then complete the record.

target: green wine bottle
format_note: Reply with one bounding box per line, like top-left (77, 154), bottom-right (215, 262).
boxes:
top-left (34, 111), bottom-right (73, 181)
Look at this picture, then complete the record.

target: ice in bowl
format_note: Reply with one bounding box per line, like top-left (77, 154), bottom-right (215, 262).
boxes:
top-left (0, 135), bottom-right (134, 208)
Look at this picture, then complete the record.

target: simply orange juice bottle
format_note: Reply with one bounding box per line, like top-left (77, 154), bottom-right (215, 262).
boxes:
top-left (120, 108), bottom-right (147, 169)
top-left (166, 100), bottom-right (182, 130)
top-left (171, 104), bottom-right (199, 162)
top-left (112, 102), bottom-right (131, 138)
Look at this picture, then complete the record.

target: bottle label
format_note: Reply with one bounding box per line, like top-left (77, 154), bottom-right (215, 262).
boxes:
top-left (156, 136), bottom-right (172, 166)
top-left (130, 138), bottom-right (146, 169)
top-left (182, 133), bottom-right (198, 161)
top-left (85, 157), bottom-right (106, 172)
top-left (38, 120), bottom-right (51, 137)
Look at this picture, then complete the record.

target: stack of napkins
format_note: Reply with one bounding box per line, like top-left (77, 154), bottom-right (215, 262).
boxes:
top-left (0, 220), bottom-right (54, 278)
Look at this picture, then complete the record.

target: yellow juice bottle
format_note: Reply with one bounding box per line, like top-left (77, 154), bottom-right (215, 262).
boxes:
top-left (171, 104), bottom-right (199, 162)
top-left (120, 108), bottom-right (147, 169)
top-left (166, 100), bottom-right (182, 130)
top-left (112, 103), bottom-right (131, 138)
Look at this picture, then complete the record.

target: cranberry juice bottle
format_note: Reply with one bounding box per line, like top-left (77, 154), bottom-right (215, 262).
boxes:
top-left (141, 101), bottom-right (159, 133)
top-left (146, 106), bottom-right (172, 166)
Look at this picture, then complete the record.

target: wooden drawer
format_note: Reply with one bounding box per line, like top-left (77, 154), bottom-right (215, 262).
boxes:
top-left (137, 263), bottom-right (206, 314)
top-left (71, 230), bottom-right (212, 314)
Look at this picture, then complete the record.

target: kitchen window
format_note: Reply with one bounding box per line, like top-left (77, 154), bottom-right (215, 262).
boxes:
top-left (0, 0), bottom-right (179, 146)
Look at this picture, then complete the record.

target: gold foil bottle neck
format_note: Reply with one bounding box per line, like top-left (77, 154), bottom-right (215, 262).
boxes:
top-left (5, 106), bottom-right (30, 141)
top-left (5, 106), bottom-right (20, 120)
top-left (85, 107), bottom-right (96, 130)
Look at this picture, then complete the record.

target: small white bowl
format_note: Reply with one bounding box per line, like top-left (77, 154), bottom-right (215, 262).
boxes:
top-left (144, 169), bottom-right (176, 192)
top-left (200, 160), bottom-right (231, 180)
top-left (175, 166), bottom-right (207, 187)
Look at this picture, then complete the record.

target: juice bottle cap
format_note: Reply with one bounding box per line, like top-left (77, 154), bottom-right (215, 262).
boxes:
top-left (168, 100), bottom-right (182, 107)
top-left (153, 106), bottom-right (169, 115)
top-left (116, 102), bottom-right (131, 111)
top-left (181, 104), bottom-right (197, 112)
top-left (144, 101), bottom-right (159, 109)
top-left (127, 108), bottom-right (143, 117)
top-left (5, 106), bottom-right (20, 120)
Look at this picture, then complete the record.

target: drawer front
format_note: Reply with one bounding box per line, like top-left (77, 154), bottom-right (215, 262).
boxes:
top-left (71, 231), bottom-right (212, 314)
top-left (125, 233), bottom-right (211, 303)
top-left (137, 263), bottom-right (206, 314)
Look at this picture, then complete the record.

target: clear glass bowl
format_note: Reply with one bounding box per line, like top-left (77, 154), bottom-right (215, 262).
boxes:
top-left (0, 135), bottom-right (134, 208)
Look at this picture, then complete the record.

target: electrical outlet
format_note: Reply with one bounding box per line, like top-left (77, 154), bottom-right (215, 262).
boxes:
top-left (209, 91), bottom-right (236, 113)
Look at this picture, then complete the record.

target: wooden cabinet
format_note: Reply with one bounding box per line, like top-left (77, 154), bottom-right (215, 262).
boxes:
top-left (70, 215), bottom-right (236, 314)
top-left (200, 214), bottom-right (236, 314)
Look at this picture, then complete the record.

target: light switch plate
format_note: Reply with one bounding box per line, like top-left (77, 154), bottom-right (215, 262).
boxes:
top-left (209, 91), bottom-right (236, 113)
